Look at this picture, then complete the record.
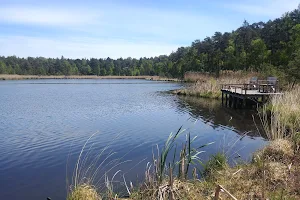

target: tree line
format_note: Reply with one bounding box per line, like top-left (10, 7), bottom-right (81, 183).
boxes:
top-left (1, 6), bottom-right (300, 83)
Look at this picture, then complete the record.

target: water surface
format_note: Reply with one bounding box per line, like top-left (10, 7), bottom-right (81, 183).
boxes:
top-left (0, 79), bottom-right (267, 199)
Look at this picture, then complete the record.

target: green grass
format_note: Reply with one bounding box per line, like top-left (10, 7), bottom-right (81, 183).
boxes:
top-left (202, 153), bottom-right (227, 178)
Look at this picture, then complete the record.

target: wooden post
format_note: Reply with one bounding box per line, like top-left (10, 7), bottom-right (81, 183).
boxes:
top-left (225, 94), bottom-right (228, 107)
top-left (238, 98), bottom-right (242, 109)
top-left (222, 92), bottom-right (224, 106)
top-left (233, 97), bottom-right (237, 109)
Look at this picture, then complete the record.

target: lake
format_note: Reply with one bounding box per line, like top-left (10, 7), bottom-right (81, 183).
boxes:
top-left (0, 79), bottom-right (267, 199)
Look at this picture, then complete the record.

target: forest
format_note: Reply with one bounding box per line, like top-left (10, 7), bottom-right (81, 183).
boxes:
top-left (1, 7), bottom-right (300, 84)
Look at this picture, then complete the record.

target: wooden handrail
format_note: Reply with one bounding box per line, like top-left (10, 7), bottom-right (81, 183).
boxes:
top-left (221, 79), bottom-right (280, 93)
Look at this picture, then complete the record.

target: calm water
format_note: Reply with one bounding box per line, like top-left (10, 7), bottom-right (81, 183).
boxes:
top-left (0, 79), bottom-right (267, 199)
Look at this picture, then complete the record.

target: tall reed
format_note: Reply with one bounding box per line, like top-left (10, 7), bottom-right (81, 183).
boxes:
top-left (139, 127), bottom-right (215, 199)
top-left (67, 132), bottom-right (135, 200)
top-left (261, 86), bottom-right (300, 140)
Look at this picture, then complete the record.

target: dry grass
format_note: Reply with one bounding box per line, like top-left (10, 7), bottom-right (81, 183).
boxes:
top-left (131, 179), bottom-right (214, 200)
top-left (131, 138), bottom-right (299, 199)
top-left (256, 139), bottom-right (294, 161)
top-left (67, 184), bottom-right (102, 200)
top-left (199, 139), bottom-right (300, 199)
top-left (174, 71), bottom-right (257, 99)
top-left (0, 74), bottom-right (181, 81)
top-left (261, 86), bottom-right (300, 141)
top-left (184, 71), bottom-right (258, 82)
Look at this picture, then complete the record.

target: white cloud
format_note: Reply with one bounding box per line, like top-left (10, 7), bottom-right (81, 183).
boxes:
top-left (0, 35), bottom-right (179, 59)
top-left (0, 3), bottom-right (238, 58)
top-left (227, 0), bottom-right (299, 18)
top-left (0, 3), bottom-right (235, 40)
top-left (0, 6), bottom-right (98, 26)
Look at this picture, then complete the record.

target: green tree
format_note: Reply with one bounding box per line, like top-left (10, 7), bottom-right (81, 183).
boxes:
top-left (14, 64), bottom-right (22, 74)
top-left (288, 50), bottom-right (300, 87)
top-left (6, 65), bottom-right (14, 74)
top-left (71, 64), bottom-right (79, 75)
top-left (90, 58), bottom-right (100, 75)
top-left (62, 60), bottom-right (72, 75)
top-left (224, 40), bottom-right (237, 70)
top-left (0, 61), bottom-right (6, 74)
top-left (248, 38), bottom-right (270, 71)
top-left (100, 68), bottom-right (106, 76)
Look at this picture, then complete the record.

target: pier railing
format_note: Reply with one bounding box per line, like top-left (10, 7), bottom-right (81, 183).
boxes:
top-left (221, 84), bottom-right (254, 95)
top-left (221, 80), bottom-right (279, 94)
top-left (221, 79), bottom-right (281, 109)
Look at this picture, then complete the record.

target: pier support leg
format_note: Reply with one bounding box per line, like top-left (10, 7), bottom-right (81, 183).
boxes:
top-left (243, 98), bottom-right (246, 109)
top-left (233, 97), bottom-right (237, 109)
top-left (229, 95), bottom-right (232, 108)
top-left (222, 92), bottom-right (224, 106)
top-left (238, 98), bottom-right (242, 109)
top-left (225, 94), bottom-right (228, 107)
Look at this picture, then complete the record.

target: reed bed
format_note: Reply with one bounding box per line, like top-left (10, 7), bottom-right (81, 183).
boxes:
top-left (174, 72), bottom-right (256, 99)
top-left (67, 128), bottom-right (300, 200)
top-left (261, 86), bottom-right (300, 140)
top-left (67, 128), bottom-right (218, 200)
top-left (184, 71), bottom-right (258, 82)
top-left (67, 132), bottom-right (136, 200)
top-left (129, 128), bottom-right (217, 200)
top-left (133, 139), bottom-right (300, 199)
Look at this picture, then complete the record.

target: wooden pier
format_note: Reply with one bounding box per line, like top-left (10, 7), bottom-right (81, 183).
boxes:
top-left (221, 79), bottom-right (283, 109)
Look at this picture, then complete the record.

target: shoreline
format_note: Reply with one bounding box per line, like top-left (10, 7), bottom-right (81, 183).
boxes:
top-left (0, 74), bottom-right (181, 82)
top-left (170, 71), bottom-right (256, 100)
top-left (171, 88), bottom-right (222, 99)
top-left (68, 138), bottom-right (300, 200)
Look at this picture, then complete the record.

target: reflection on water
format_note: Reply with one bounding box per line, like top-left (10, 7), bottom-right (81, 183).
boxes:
top-left (176, 96), bottom-right (265, 138)
top-left (0, 79), bottom-right (267, 199)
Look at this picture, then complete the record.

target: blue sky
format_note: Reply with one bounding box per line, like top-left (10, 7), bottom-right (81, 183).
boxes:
top-left (0, 0), bottom-right (299, 59)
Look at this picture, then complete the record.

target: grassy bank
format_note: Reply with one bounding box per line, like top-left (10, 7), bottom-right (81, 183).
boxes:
top-left (172, 71), bottom-right (257, 99)
top-left (68, 137), bottom-right (300, 199)
top-left (68, 138), bottom-right (300, 200)
top-left (0, 74), bottom-right (180, 81)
